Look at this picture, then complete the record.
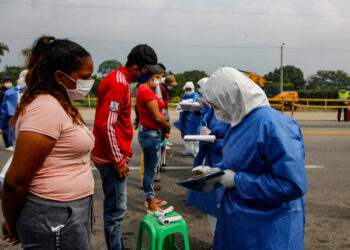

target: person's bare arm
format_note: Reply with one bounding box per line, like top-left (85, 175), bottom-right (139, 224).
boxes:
top-left (145, 100), bottom-right (170, 129)
top-left (2, 131), bottom-right (56, 243)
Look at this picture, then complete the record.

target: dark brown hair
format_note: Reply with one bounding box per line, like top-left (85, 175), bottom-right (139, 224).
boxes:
top-left (11, 36), bottom-right (90, 126)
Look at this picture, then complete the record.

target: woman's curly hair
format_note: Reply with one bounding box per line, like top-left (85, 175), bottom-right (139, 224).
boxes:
top-left (11, 36), bottom-right (90, 127)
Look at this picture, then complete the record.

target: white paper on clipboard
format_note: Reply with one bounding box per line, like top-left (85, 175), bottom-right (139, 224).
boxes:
top-left (179, 102), bottom-right (200, 112)
top-left (184, 135), bottom-right (216, 143)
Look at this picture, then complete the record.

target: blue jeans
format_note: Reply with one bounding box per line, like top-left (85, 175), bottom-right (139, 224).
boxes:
top-left (138, 125), bottom-right (162, 199)
top-left (96, 164), bottom-right (127, 250)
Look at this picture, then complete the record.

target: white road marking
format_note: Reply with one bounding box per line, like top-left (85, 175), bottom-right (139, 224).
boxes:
top-left (92, 165), bottom-right (324, 170)
top-left (305, 165), bottom-right (324, 169)
top-left (92, 166), bottom-right (193, 171)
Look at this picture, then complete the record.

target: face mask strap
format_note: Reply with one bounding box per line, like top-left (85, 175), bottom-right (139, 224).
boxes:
top-left (61, 71), bottom-right (77, 84)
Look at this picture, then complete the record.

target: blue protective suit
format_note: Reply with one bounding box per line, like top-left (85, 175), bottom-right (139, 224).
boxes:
top-left (213, 106), bottom-right (307, 250)
top-left (186, 107), bottom-right (230, 217)
top-left (174, 92), bottom-right (202, 138)
top-left (1, 86), bottom-right (25, 144)
top-left (198, 92), bottom-right (210, 117)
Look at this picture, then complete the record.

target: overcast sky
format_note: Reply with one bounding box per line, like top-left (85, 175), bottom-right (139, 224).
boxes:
top-left (1, 0), bottom-right (350, 78)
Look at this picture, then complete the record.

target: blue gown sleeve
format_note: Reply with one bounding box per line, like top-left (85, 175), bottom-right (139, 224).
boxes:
top-left (214, 160), bottom-right (224, 170)
top-left (197, 109), bottom-right (211, 134)
top-left (234, 122), bottom-right (307, 203)
top-left (0, 94), bottom-right (9, 130)
top-left (193, 142), bottom-right (209, 167)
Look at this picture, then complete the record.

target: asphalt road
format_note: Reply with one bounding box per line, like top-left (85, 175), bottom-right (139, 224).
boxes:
top-left (0, 120), bottom-right (350, 249)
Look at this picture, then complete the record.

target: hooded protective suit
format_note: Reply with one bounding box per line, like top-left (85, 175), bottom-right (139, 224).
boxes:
top-left (186, 106), bottom-right (230, 217)
top-left (202, 67), bottom-right (307, 250)
top-left (174, 82), bottom-right (202, 155)
top-left (196, 77), bottom-right (210, 116)
top-left (0, 70), bottom-right (28, 146)
top-left (174, 81), bottom-right (202, 137)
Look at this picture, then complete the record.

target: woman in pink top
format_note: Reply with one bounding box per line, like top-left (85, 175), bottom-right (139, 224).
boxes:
top-left (1, 36), bottom-right (95, 249)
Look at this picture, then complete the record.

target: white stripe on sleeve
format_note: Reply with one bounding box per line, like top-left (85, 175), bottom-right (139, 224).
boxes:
top-left (107, 111), bottom-right (123, 163)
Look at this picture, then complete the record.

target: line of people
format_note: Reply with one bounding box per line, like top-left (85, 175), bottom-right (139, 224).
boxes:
top-left (0, 36), bottom-right (178, 250)
top-left (0, 35), bottom-right (308, 250)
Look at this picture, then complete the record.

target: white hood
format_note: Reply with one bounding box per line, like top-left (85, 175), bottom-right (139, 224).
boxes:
top-left (17, 69), bottom-right (28, 88)
top-left (197, 77), bottom-right (209, 88)
top-left (183, 81), bottom-right (194, 91)
top-left (202, 67), bottom-right (270, 127)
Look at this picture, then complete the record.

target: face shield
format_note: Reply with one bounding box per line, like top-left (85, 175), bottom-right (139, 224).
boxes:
top-left (202, 67), bottom-right (270, 126)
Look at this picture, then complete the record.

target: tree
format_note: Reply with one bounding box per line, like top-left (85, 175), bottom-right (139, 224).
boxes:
top-left (89, 75), bottom-right (103, 97)
top-left (21, 47), bottom-right (31, 65)
top-left (172, 70), bottom-right (208, 97)
top-left (98, 59), bottom-right (122, 76)
top-left (0, 66), bottom-right (23, 84)
top-left (0, 42), bottom-right (9, 63)
top-left (306, 70), bottom-right (350, 90)
top-left (264, 65), bottom-right (306, 90)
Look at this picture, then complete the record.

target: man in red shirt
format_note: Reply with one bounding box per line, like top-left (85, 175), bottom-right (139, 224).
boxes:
top-left (91, 44), bottom-right (163, 250)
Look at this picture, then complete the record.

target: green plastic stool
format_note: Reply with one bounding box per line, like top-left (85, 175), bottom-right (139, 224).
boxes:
top-left (136, 211), bottom-right (190, 250)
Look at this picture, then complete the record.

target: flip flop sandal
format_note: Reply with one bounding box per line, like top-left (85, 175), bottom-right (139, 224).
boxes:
top-left (146, 207), bottom-right (163, 214)
top-left (144, 199), bottom-right (167, 208)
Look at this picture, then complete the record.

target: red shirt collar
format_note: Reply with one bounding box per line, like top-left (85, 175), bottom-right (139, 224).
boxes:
top-left (118, 65), bottom-right (134, 83)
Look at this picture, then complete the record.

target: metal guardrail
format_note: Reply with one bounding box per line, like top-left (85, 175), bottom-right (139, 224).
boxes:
top-left (79, 96), bottom-right (349, 111)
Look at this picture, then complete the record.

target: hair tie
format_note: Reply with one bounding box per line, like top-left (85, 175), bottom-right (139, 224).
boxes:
top-left (48, 39), bottom-right (55, 45)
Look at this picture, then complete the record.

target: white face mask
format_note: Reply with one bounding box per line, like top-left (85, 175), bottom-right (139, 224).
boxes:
top-left (214, 108), bottom-right (232, 123)
top-left (62, 73), bottom-right (94, 100)
top-left (198, 88), bottom-right (202, 94)
top-left (150, 78), bottom-right (161, 88)
top-left (167, 85), bottom-right (173, 90)
top-left (185, 90), bottom-right (193, 96)
top-left (4, 82), bottom-right (12, 89)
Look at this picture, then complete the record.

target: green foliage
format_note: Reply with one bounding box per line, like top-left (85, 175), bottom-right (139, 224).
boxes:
top-left (0, 65), bottom-right (24, 84)
top-left (98, 59), bottom-right (122, 76)
top-left (298, 89), bottom-right (339, 106)
top-left (172, 70), bottom-right (208, 97)
top-left (264, 82), bottom-right (294, 98)
top-left (306, 70), bottom-right (350, 90)
top-left (21, 48), bottom-right (31, 65)
top-left (298, 89), bottom-right (338, 99)
top-left (73, 98), bottom-right (97, 108)
top-left (0, 42), bottom-right (9, 63)
top-left (264, 65), bottom-right (306, 90)
top-left (90, 75), bottom-right (103, 97)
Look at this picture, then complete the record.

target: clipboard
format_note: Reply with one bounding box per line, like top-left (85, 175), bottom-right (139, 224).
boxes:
top-left (176, 170), bottom-right (224, 191)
